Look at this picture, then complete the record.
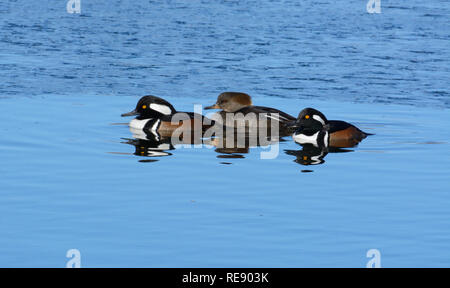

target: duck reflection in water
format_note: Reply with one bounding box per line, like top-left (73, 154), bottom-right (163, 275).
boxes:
top-left (122, 135), bottom-right (174, 159)
top-left (123, 127), bottom-right (207, 162)
top-left (285, 145), bottom-right (352, 166)
top-left (123, 121), bottom-right (285, 162)
top-left (204, 131), bottom-right (285, 160)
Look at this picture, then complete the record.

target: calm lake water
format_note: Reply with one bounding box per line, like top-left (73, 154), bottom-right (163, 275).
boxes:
top-left (0, 0), bottom-right (449, 267)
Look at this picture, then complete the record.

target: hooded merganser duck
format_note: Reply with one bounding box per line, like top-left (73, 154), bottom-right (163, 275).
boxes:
top-left (288, 108), bottom-right (373, 148)
top-left (204, 92), bottom-right (296, 135)
top-left (121, 95), bottom-right (215, 138)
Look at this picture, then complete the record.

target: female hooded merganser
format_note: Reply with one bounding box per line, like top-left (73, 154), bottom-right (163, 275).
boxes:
top-left (121, 95), bottom-right (215, 138)
top-left (289, 108), bottom-right (373, 148)
top-left (204, 92), bottom-right (296, 135)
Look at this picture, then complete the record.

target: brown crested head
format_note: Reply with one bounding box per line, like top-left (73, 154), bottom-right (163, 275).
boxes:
top-left (205, 92), bottom-right (252, 112)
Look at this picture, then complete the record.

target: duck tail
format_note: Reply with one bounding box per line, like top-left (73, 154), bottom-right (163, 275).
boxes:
top-left (362, 131), bottom-right (374, 138)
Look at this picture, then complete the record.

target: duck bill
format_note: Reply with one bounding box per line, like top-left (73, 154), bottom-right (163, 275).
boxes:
top-left (285, 119), bottom-right (301, 129)
top-left (121, 109), bottom-right (139, 117)
top-left (204, 103), bottom-right (220, 110)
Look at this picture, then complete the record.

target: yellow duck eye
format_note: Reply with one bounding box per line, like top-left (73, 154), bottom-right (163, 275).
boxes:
top-left (142, 105), bottom-right (147, 109)
top-left (305, 115), bottom-right (310, 119)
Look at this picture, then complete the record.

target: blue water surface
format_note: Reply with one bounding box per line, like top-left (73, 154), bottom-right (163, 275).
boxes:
top-left (0, 0), bottom-right (449, 267)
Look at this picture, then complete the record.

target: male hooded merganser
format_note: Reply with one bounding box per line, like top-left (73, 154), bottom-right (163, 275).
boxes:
top-left (121, 95), bottom-right (215, 138)
top-left (204, 92), bottom-right (296, 135)
top-left (289, 108), bottom-right (373, 148)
